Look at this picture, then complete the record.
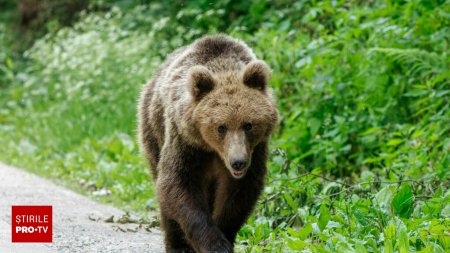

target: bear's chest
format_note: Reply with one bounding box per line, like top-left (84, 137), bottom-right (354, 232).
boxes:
top-left (202, 155), bottom-right (230, 213)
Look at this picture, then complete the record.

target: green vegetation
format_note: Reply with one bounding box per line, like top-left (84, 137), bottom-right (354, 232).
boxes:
top-left (1, 1), bottom-right (449, 252)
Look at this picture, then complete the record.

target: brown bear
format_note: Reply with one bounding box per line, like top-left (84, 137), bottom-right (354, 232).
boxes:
top-left (138, 35), bottom-right (278, 253)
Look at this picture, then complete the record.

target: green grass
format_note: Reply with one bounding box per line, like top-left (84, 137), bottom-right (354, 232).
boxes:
top-left (0, 1), bottom-right (449, 252)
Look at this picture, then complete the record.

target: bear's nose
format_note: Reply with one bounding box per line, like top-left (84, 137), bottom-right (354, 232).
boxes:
top-left (231, 160), bottom-right (246, 171)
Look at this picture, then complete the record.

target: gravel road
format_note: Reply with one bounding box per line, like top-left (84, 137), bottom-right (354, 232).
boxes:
top-left (0, 163), bottom-right (164, 253)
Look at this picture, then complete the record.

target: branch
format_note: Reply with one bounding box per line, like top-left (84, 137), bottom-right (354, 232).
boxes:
top-left (271, 171), bottom-right (352, 188)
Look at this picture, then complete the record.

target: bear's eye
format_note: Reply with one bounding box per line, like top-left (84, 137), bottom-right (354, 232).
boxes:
top-left (217, 125), bottom-right (227, 134)
top-left (243, 123), bottom-right (253, 131)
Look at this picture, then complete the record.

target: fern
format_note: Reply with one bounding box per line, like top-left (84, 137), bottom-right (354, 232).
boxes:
top-left (368, 47), bottom-right (448, 78)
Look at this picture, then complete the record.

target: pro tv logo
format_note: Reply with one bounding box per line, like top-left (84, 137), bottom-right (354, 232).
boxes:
top-left (12, 206), bottom-right (52, 243)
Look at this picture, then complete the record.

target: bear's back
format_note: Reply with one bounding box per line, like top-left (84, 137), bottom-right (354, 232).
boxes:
top-left (190, 35), bottom-right (255, 66)
top-left (157, 35), bottom-right (256, 82)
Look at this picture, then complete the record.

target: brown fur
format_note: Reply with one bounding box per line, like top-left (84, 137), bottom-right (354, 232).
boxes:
top-left (138, 35), bottom-right (278, 253)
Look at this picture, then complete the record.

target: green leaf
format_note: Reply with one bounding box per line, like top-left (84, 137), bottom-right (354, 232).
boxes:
top-left (392, 184), bottom-right (414, 219)
top-left (375, 186), bottom-right (393, 213)
top-left (309, 118), bottom-right (321, 135)
top-left (287, 239), bottom-right (308, 250)
top-left (397, 224), bottom-right (410, 253)
top-left (298, 223), bottom-right (313, 240)
top-left (384, 224), bottom-right (396, 241)
top-left (355, 241), bottom-right (368, 253)
top-left (387, 138), bottom-right (403, 146)
top-left (384, 239), bottom-right (394, 253)
top-left (5, 57), bottom-right (14, 69)
top-left (283, 192), bottom-right (298, 210)
top-left (403, 89), bottom-right (428, 97)
top-left (318, 204), bottom-right (331, 231)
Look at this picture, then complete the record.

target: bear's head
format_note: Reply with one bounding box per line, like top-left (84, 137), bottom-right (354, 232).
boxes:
top-left (190, 61), bottom-right (278, 179)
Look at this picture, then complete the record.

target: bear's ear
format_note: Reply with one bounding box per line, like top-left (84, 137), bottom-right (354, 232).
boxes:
top-left (189, 66), bottom-right (216, 101)
top-left (243, 60), bottom-right (270, 91)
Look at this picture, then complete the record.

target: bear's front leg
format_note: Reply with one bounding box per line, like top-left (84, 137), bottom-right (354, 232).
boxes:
top-left (212, 173), bottom-right (265, 244)
top-left (157, 143), bottom-right (233, 253)
top-left (213, 143), bottom-right (268, 244)
top-left (160, 214), bottom-right (194, 253)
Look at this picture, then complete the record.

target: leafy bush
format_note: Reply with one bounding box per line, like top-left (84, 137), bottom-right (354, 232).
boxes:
top-left (0, 24), bottom-right (15, 87)
top-left (0, 1), bottom-right (449, 252)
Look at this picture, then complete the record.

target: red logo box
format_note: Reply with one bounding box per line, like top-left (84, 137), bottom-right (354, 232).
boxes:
top-left (12, 206), bottom-right (52, 243)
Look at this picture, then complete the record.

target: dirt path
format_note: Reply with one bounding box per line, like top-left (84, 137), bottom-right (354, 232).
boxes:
top-left (0, 163), bottom-right (164, 253)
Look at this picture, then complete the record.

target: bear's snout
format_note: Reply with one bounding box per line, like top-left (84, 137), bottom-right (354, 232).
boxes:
top-left (225, 131), bottom-right (250, 178)
top-left (231, 159), bottom-right (246, 171)
top-left (227, 155), bottom-right (250, 179)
